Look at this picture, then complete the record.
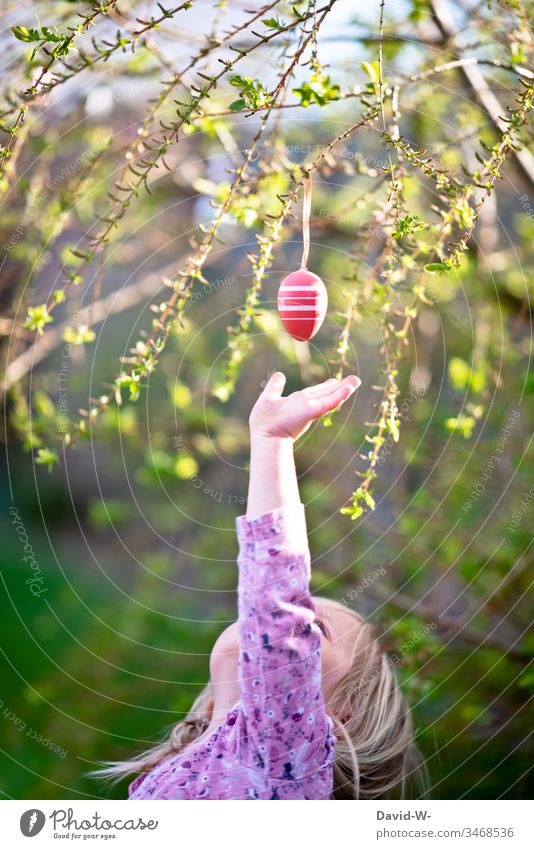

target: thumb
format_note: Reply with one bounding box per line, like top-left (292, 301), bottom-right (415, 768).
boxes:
top-left (262, 371), bottom-right (286, 397)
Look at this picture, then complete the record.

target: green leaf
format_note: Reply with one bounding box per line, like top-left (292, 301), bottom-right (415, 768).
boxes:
top-left (170, 382), bottom-right (192, 410)
top-left (35, 447), bottom-right (59, 473)
top-left (11, 25), bottom-right (41, 43)
top-left (448, 357), bottom-right (471, 391)
top-left (392, 213), bottom-right (427, 240)
top-left (228, 76), bottom-right (271, 110)
top-left (361, 60), bottom-right (379, 84)
top-left (292, 73), bottom-right (340, 108)
top-left (262, 17), bottom-right (285, 30)
top-left (388, 413), bottom-right (400, 442)
top-left (212, 382), bottom-right (230, 402)
top-left (448, 357), bottom-right (486, 394)
top-left (115, 372), bottom-right (141, 403)
top-left (363, 490), bottom-right (376, 510)
top-left (424, 262), bottom-right (447, 274)
top-left (23, 304), bottom-right (53, 335)
top-left (413, 284), bottom-right (435, 305)
top-left (445, 414), bottom-right (476, 438)
top-left (175, 453), bottom-right (198, 479)
top-left (39, 26), bottom-right (64, 44)
top-left (63, 324), bottom-right (96, 345)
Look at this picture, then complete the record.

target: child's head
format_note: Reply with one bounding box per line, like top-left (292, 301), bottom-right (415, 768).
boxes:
top-left (210, 596), bottom-right (422, 798)
top-left (312, 598), bottom-right (423, 799)
top-left (101, 598), bottom-right (423, 798)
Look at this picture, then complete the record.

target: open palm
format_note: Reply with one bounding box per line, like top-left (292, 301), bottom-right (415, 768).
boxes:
top-left (249, 372), bottom-right (361, 441)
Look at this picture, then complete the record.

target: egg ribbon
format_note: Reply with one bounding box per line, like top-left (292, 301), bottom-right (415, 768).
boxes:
top-left (277, 171), bottom-right (327, 342)
top-left (300, 172), bottom-right (312, 271)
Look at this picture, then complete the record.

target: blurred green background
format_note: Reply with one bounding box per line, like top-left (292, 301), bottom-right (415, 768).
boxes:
top-left (0, 0), bottom-right (533, 799)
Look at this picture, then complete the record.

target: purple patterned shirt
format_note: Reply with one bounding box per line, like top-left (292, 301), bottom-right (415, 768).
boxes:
top-left (128, 504), bottom-right (336, 800)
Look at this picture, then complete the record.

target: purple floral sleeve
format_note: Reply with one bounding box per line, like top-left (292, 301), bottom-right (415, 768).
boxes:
top-left (127, 504), bottom-right (335, 799)
top-left (235, 504), bottom-right (334, 782)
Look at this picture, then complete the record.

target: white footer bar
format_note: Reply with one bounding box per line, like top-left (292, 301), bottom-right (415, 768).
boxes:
top-left (1, 799), bottom-right (530, 848)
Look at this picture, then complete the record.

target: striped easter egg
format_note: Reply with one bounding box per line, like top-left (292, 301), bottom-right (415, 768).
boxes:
top-left (277, 269), bottom-right (328, 341)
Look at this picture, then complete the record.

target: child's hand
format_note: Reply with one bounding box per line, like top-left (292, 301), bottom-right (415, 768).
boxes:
top-left (249, 372), bottom-right (361, 441)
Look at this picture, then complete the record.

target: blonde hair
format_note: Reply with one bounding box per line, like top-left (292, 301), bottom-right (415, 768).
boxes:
top-left (322, 600), bottom-right (426, 799)
top-left (98, 599), bottom-right (426, 799)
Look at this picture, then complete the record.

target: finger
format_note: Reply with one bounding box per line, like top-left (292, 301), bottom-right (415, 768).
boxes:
top-left (306, 375), bottom-right (360, 399)
top-left (302, 377), bottom-right (338, 396)
top-left (261, 371), bottom-right (286, 398)
top-left (345, 375), bottom-right (361, 390)
top-left (308, 379), bottom-right (359, 416)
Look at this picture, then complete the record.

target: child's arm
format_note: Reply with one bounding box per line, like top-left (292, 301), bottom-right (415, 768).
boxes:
top-left (235, 371), bottom-right (359, 784)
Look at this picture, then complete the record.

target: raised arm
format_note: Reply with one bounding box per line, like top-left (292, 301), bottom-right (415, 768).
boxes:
top-left (235, 372), bottom-right (360, 785)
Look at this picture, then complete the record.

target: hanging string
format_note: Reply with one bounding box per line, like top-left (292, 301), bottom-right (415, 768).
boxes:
top-left (300, 172), bottom-right (312, 270)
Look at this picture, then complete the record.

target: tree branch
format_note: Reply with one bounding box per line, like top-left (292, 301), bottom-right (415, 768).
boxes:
top-left (2, 258), bottom-right (185, 393)
top-left (429, 0), bottom-right (534, 191)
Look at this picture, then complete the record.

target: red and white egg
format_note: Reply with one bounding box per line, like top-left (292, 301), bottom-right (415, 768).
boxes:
top-left (277, 270), bottom-right (328, 341)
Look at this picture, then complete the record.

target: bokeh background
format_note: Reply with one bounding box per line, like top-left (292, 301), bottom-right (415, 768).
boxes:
top-left (0, 0), bottom-right (533, 799)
